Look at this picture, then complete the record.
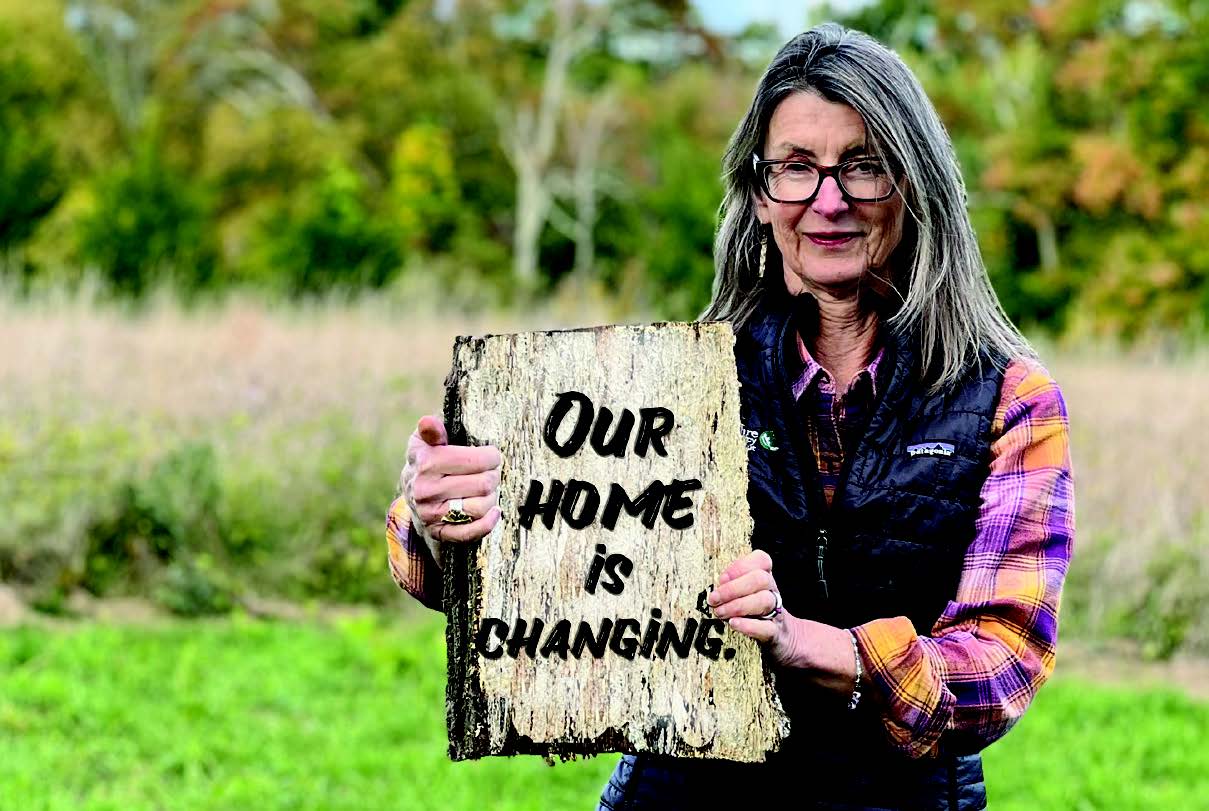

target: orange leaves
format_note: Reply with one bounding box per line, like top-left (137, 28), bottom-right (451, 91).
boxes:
top-left (1070, 135), bottom-right (1162, 219)
top-left (1056, 39), bottom-right (1112, 94)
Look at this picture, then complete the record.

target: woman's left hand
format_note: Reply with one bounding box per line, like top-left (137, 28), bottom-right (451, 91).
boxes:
top-left (708, 550), bottom-right (857, 694)
top-left (706, 550), bottom-right (805, 667)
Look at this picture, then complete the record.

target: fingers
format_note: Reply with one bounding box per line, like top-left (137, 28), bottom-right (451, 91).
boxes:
top-left (418, 415), bottom-right (448, 447)
top-left (721, 549), bottom-right (773, 583)
top-left (417, 444), bottom-right (502, 476)
top-left (707, 567), bottom-right (777, 612)
top-left (712, 588), bottom-right (779, 620)
top-left (411, 469), bottom-right (501, 504)
top-left (726, 616), bottom-right (777, 643)
top-left (415, 492), bottom-right (500, 527)
top-left (429, 506), bottom-right (502, 543)
top-left (401, 412), bottom-right (503, 546)
top-left (407, 416), bottom-right (450, 467)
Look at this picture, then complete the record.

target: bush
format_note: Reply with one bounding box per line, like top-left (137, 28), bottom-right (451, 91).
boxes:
top-left (154, 556), bottom-right (236, 617)
top-left (0, 406), bottom-right (404, 615)
top-left (1108, 538), bottom-right (1208, 660)
top-left (0, 119), bottom-right (63, 258)
top-left (82, 442), bottom-right (223, 596)
top-left (0, 417), bottom-right (146, 588)
top-left (258, 160), bottom-right (402, 296)
top-left (76, 144), bottom-right (216, 294)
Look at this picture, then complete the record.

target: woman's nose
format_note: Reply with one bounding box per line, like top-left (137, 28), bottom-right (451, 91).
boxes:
top-left (810, 176), bottom-right (849, 219)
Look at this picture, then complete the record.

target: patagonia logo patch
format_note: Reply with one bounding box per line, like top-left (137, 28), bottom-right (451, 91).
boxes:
top-left (907, 441), bottom-right (955, 458)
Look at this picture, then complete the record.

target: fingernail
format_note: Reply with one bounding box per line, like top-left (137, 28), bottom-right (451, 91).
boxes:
top-left (707, 591), bottom-right (719, 605)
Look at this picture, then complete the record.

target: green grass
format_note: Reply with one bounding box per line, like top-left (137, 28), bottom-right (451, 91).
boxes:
top-left (2, 617), bottom-right (1206, 811)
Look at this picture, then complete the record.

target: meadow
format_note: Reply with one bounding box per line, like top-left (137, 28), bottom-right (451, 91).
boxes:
top-left (2, 289), bottom-right (1206, 653)
top-left (2, 290), bottom-right (1207, 808)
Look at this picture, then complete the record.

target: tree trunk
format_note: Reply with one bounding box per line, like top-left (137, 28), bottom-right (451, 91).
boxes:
top-left (498, 0), bottom-right (601, 287)
top-left (569, 90), bottom-right (617, 279)
top-left (512, 161), bottom-right (548, 287)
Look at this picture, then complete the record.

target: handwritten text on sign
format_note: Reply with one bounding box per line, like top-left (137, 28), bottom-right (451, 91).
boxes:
top-left (474, 391), bottom-right (735, 663)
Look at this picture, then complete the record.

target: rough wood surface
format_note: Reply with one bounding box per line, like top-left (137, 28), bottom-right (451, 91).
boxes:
top-left (443, 322), bottom-right (789, 762)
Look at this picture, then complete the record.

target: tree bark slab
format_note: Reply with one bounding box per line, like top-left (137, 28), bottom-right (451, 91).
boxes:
top-left (443, 321), bottom-right (789, 762)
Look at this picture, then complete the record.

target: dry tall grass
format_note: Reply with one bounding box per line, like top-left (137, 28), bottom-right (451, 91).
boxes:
top-left (1043, 350), bottom-right (1208, 653)
top-left (3, 286), bottom-right (622, 431)
top-left (2, 290), bottom-right (1206, 651)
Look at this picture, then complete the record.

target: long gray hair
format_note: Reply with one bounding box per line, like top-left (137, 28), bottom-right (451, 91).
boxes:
top-left (701, 23), bottom-right (1034, 391)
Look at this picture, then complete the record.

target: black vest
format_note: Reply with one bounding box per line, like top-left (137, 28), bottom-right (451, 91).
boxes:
top-left (738, 297), bottom-right (1004, 636)
top-left (599, 298), bottom-right (1005, 811)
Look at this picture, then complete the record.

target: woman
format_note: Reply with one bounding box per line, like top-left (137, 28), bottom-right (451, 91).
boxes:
top-left (387, 23), bottom-right (1074, 811)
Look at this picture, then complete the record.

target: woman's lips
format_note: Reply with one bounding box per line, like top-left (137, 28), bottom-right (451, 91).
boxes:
top-left (805, 232), bottom-right (861, 247)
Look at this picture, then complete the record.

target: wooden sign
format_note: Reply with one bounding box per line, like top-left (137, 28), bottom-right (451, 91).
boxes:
top-left (442, 322), bottom-right (789, 762)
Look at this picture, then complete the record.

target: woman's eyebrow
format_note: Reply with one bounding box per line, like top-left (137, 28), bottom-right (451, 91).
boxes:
top-left (772, 142), bottom-right (871, 159)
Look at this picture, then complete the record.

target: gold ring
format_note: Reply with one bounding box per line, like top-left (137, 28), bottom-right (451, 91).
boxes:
top-left (441, 497), bottom-right (474, 525)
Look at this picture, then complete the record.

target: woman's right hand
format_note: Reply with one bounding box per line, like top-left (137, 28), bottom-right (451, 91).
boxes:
top-left (401, 415), bottom-right (503, 562)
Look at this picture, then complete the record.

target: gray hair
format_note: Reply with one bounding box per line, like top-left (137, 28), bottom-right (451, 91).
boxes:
top-left (701, 23), bottom-right (1035, 391)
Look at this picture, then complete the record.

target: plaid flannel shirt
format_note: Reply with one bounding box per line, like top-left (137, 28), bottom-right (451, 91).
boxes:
top-left (385, 345), bottom-right (1075, 759)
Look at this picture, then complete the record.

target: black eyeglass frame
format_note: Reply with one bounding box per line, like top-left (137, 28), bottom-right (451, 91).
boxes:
top-left (751, 152), bottom-right (899, 204)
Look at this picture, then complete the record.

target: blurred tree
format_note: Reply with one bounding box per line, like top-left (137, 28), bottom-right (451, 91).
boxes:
top-left (453, 0), bottom-right (722, 289)
top-left (173, 0), bottom-right (326, 119)
top-left (390, 123), bottom-right (461, 253)
top-left (0, 1), bottom-right (101, 270)
top-left (76, 142), bottom-right (216, 294)
top-left (492, 0), bottom-right (607, 288)
top-left (63, 0), bottom-right (158, 146)
top-left (830, 0), bottom-right (1209, 337)
top-left (199, 103), bottom-right (349, 282)
top-left (611, 62), bottom-right (748, 316)
top-left (544, 78), bottom-right (622, 280)
top-left (0, 47), bottom-right (64, 265)
top-left (66, 0), bottom-right (323, 144)
top-left (258, 159), bottom-right (401, 294)
top-left (292, 1), bottom-right (514, 276)
top-left (0, 0), bottom-right (1202, 337)
top-left (63, 0), bottom-right (329, 291)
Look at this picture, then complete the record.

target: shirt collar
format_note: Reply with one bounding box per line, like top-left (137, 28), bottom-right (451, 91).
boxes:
top-left (791, 332), bottom-right (885, 401)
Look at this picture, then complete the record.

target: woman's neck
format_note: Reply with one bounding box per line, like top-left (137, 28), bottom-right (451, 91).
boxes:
top-left (801, 292), bottom-right (881, 391)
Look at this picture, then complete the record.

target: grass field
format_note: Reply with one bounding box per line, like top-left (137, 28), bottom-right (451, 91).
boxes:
top-left (2, 615), bottom-right (1207, 811)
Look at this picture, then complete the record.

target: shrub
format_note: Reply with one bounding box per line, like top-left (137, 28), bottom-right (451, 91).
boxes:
top-left (75, 143), bottom-right (216, 295)
top-left (258, 160), bottom-right (402, 296)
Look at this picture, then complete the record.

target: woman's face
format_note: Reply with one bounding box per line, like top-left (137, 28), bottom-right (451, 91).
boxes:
top-left (754, 91), bottom-right (905, 299)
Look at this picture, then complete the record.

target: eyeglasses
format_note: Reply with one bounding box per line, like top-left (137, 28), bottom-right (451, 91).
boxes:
top-left (751, 153), bottom-right (897, 204)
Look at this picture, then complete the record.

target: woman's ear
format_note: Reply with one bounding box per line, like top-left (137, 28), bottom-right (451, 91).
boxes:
top-left (752, 190), bottom-right (771, 225)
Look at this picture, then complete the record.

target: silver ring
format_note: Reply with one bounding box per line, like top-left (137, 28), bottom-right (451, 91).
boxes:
top-left (758, 590), bottom-right (783, 620)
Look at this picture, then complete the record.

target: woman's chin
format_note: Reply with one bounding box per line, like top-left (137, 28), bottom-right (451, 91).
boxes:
top-left (784, 259), bottom-right (868, 295)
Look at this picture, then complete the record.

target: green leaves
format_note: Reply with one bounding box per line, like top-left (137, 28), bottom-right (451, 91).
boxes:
top-left (76, 142), bottom-right (217, 294)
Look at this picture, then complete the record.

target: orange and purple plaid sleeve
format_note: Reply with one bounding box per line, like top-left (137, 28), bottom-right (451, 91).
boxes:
top-left (852, 357), bottom-right (1075, 759)
top-left (386, 495), bottom-right (444, 612)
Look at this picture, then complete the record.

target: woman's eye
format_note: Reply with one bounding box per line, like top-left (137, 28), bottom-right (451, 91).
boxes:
top-left (782, 162), bottom-right (813, 173)
top-left (850, 161), bottom-right (884, 175)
